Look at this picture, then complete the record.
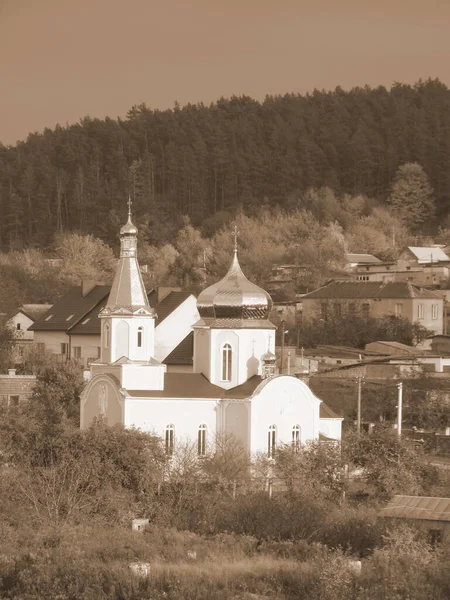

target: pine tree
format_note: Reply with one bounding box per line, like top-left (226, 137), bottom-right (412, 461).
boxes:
top-left (388, 162), bottom-right (435, 231)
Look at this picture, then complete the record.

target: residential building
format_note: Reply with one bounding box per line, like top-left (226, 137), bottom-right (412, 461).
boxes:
top-left (80, 209), bottom-right (343, 455)
top-left (301, 281), bottom-right (444, 335)
top-left (0, 368), bottom-right (36, 409)
top-left (29, 282), bottom-right (199, 371)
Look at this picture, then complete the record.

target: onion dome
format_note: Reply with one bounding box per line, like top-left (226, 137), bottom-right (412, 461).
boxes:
top-left (261, 350), bottom-right (276, 363)
top-left (120, 216), bottom-right (138, 236)
top-left (197, 250), bottom-right (273, 321)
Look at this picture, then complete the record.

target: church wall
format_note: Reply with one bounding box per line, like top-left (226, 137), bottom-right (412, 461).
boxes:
top-left (121, 364), bottom-right (165, 390)
top-left (80, 376), bottom-right (124, 428)
top-left (222, 401), bottom-right (250, 452)
top-left (154, 296), bottom-right (199, 363)
top-left (249, 376), bottom-right (321, 455)
top-left (107, 315), bottom-right (156, 363)
top-left (210, 329), bottom-right (274, 388)
top-left (193, 329), bottom-right (211, 379)
top-left (124, 398), bottom-right (218, 448)
top-left (319, 418), bottom-right (342, 441)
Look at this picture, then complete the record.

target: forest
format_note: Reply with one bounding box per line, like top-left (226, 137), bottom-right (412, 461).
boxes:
top-left (1, 78), bottom-right (450, 252)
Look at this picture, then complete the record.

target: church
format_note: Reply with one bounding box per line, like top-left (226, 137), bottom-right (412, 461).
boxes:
top-left (80, 207), bottom-right (342, 456)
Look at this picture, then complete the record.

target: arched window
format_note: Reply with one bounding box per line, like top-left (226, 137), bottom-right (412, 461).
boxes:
top-left (222, 343), bottom-right (232, 381)
top-left (137, 326), bottom-right (144, 348)
top-left (104, 324), bottom-right (110, 349)
top-left (165, 424), bottom-right (175, 456)
top-left (198, 424), bottom-right (207, 457)
top-left (292, 425), bottom-right (301, 451)
top-left (268, 424), bottom-right (277, 459)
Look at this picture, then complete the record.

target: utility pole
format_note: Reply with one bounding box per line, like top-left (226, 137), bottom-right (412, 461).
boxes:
top-left (397, 381), bottom-right (403, 436)
top-left (357, 376), bottom-right (362, 435)
top-left (287, 351), bottom-right (291, 375)
top-left (280, 320), bottom-right (285, 375)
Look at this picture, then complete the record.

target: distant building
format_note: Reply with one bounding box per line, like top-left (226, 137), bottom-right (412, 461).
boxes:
top-left (29, 284), bottom-right (198, 371)
top-left (379, 495), bottom-right (450, 544)
top-left (3, 304), bottom-right (53, 363)
top-left (345, 253), bottom-right (382, 269)
top-left (0, 368), bottom-right (36, 409)
top-left (301, 281), bottom-right (444, 335)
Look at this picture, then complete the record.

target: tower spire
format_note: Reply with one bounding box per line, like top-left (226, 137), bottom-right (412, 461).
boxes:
top-left (127, 195), bottom-right (132, 220)
top-left (232, 225), bottom-right (239, 254)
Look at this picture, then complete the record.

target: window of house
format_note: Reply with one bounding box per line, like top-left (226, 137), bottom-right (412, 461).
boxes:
top-left (66, 314), bottom-right (74, 321)
top-left (81, 318), bottom-right (90, 325)
top-left (37, 342), bottom-right (45, 353)
top-left (432, 304), bottom-right (439, 320)
top-left (395, 303), bottom-right (403, 316)
top-left (104, 324), bottom-right (110, 348)
top-left (321, 302), bottom-right (328, 321)
top-left (348, 303), bottom-right (356, 315)
top-left (45, 314), bottom-right (54, 321)
top-left (292, 425), bottom-right (301, 451)
top-left (61, 343), bottom-right (68, 355)
top-left (137, 326), bottom-right (143, 348)
top-left (16, 323), bottom-right (21, 330)
top-left (198, 424), bottom-right (207, 457)
top-left (165, 424), bottom-right (175, 456)
top-left (8, 395), bottom-right (19, 408)
top-left (73, 346), bottom-right (81, 359)
top-left (362, 303), bottom-right (370, 319)
top-left (417, 304), bottom-right (425, 320)
top-left (268, 424), bottom-right (277, 459)
top-left (222, 344), bottom-right (232, 381)
top-left (334, 303), bottom-right (342, 319)
top-left (97, 347), bottom-right (101, 358)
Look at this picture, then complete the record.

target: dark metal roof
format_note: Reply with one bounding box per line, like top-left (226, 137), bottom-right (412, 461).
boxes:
top-left (68, 290), bottom-right (194, 335)
top-left (379, 495), bottom-right (450, 522)
top-left (195, 318), bottom-right (276, 330)
top-left (125, 373), bottom-right (337, 418)
top-left (163, 332), bottom-right (194, 365)
top-left (29, 286), bottom-right (110, 332)
top-left (346, 253), bottom-right (382, 264)
top-left (302, 281), bottom-right (442, 300)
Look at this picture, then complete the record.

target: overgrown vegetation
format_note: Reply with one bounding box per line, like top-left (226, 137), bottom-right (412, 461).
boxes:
top-left (0, 364), bottom-right (449, 598)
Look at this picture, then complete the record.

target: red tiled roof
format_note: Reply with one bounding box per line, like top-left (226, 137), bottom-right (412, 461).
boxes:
top-left (302, 281), bottom-right (442, 300)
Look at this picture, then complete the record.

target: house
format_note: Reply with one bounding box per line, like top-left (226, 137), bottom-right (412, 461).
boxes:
top-left (2, 304), bottom-right (53, 363)
top-left (0, 368), bottom-right (36, 409)
top-left (29, 283), bottom-right (199, 371)
top-left (345, 253), bottom-right (383, 269)
top-left (379, 495), bottom-right (450, 543)
top-left (301, 281), bottom-right (444, 335)
top-left (80, 209), bottom-right (343, 456)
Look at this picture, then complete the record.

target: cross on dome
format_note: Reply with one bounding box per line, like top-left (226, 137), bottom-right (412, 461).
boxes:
top-left (127, 195), bottom-right (133, 218)
top-left (232, 225), bottom-right (239, 253)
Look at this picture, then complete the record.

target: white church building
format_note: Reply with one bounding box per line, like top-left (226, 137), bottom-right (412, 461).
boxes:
top-left (80, 208), bottom-right (342, 456)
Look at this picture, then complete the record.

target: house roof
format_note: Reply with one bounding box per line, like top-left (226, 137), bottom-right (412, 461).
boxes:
top-left (62, 289), bottom-right (193, 335)
top-left (163, 331), bottom-right (194, 365)
top-left (407, 247), bottom-right (450, 263)
top-left (346, 253), bottom-right (382, 265)
top-left (28, 286), bottom-right (110, 332)
top-left (301, 281), bottom-right (442, 301)
top-left (125, 373), bottom-right (337, 418)
top-left (18, 304), bottom-right (53, 321)
top-left (379, 495), bottom-right (450, 522)
top-left (365, 341), bottom-right (421, 355)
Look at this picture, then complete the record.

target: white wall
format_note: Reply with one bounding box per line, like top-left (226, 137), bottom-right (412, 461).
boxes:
top-left (34, 331), bottom-right (68, 354)
top-left (101, 315), bottom-right (156, 363)
top-left (319, 418), bottom-right (342, 441)
top-left (154, 296), bottom-right (199, 362)
top-left (208, 328), bottom-right (275, 389)
top-left (70, 334), bottom-right (101, 365)
top-left (249, 376), bottom-right (321, 455)
top-left (121, 363), bottom-right (166, 390)
top-left (9, 313), bottom-right (34, 340)
top-left (124, 397), bottom-right (218, 447)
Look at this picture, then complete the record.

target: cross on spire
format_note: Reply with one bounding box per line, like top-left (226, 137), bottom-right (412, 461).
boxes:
top-left (127, 195), bottom-right (132, 219)
top-left (232, 225), bottom-right (239, 253)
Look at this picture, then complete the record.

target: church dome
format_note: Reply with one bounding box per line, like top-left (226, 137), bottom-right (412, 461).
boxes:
top-left (120, 216), bottom-right (138, 236)
top-left (197, 251), bottom-right (273, 320)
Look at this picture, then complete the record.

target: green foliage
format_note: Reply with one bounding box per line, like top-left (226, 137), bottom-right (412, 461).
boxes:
top-left (388, 162), bottom-right (435, 231)
top-left (2, 80), bottom-right (450, 251)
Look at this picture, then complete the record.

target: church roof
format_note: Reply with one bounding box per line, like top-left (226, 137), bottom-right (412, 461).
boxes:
top-left (197, 250), bottom-right (273, 325)
top-left (195, 318), bottom-right (276, 330)
top-left (125, 373), bottom-right (339, 417)
top-left (163, 331), bottom-right (193, 365)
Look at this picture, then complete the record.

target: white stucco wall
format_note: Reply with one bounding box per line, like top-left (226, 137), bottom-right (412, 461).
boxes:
top-left (249, 376), bottom-right (321, 455)
top-left (154, 296), bottom-right (199, 362)
top-left (318, 418), bottom-right (342, 441)
top-left (207, 328), bottom-right (275, 389)
top-left (69, 334), bottom-right (101, 365)
top-left (9, 313), bottom-right (34, 340)
top-left (33, 331), bottom-right (69, 354)
top-left (121, 363), bottom-right (166, 390)
top-left (101, 315), bottom-right (156, 363)
top-left (124, 397), bottom-right (218, 447)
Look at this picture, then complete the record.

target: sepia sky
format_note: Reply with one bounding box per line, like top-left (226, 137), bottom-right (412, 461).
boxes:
top-left (1, 0), bottom-right (450, 145)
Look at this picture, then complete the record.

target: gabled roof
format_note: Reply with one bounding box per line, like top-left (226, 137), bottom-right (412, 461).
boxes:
top-left (17, 304), bottom-right (53, 321)
top-left (346, 253), bottom-right (382, 265)
top-left (155, 292), bottom-right (193, 326)
top-left (407, 247), bottom-right (450, 263)
top-left (125, 372), bottom-right (338, 418)
top-left (29, 286), bottom-right (110, 332)
top-left (68, 290), bottom-right (195, 335)
top-left (379, 495), bottom-right (450, 522)
top-left (163, 331), bottom-right (194, 365)
top-left (301, 281), bottom-right (442, 301)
